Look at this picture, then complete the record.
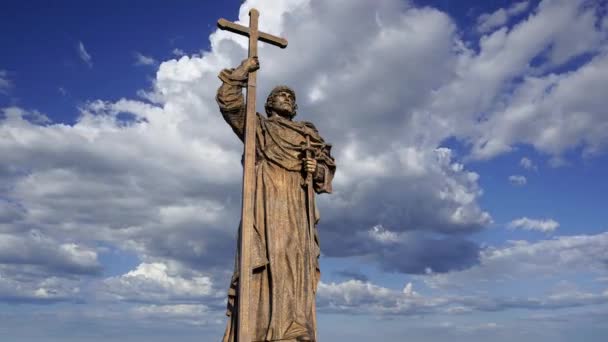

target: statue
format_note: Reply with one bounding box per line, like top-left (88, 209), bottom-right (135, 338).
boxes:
top-left (216, 10), bottom-right (336, 342)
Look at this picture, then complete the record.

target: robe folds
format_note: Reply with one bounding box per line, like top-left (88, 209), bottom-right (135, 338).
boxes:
top-left (217, 68), bottom-right (336, 342)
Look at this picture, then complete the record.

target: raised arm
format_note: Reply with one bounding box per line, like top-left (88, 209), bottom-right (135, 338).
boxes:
top-left (215, 57), bottom-right (259, 141)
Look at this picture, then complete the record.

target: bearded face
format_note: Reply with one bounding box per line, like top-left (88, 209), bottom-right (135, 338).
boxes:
top-left (271, 91), bottom-right (295, 116)
top-left (265, 86), bottom-right (297, 119)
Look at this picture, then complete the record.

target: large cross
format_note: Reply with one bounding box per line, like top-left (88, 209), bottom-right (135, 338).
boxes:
top-left (217, 9), bottom-right (288, 342)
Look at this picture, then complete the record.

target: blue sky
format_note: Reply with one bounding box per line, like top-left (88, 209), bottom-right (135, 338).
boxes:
top-left (1, 0), bottom-right (608, 341)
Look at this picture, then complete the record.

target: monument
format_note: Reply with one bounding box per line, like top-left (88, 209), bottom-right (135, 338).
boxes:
top-left (216, 9), bottom-right (336, 342)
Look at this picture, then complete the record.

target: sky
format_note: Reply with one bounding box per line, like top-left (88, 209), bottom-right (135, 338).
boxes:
top-left (1, 0), bottom-right (608, 341)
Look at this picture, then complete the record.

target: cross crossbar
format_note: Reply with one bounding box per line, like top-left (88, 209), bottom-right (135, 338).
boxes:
top-left (218, 18), bottom-right (288, 48)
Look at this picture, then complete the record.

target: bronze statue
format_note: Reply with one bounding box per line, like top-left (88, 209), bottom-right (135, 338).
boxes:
top-left (216, 13), bottom-right (336, 342)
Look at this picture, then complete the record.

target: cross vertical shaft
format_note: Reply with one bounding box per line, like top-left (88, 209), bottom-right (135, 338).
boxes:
top-left (217, 8), bottom-right (287, 342)
top-left (238, 9), bottom-right (257, 342)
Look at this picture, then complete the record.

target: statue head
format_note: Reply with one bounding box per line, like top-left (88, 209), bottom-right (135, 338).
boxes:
top-left (265, 85), bottom-right (298, 119)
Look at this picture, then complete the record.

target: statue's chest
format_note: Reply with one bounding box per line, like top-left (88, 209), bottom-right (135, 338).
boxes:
top-left (261, 122), bottom-right (308, 165)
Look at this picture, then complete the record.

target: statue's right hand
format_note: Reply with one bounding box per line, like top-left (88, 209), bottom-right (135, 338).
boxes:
top-left (239, 56), bottom-right (260, 73)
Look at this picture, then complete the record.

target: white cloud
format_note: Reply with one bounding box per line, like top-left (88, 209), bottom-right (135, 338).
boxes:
top-left (2, 1), bottom-right (604, 275)
top-left (423, 0), bottom-right (608, 161)
top-left (0, 70), bottom-right (12, 94)
top-left (172, 48), bottom-right (185, 57)
top-left (402, 282), bottom-right (417, 297)
top-left (477, 1), bottom-right (530, 33)
top-left (1, 106), bottom-right (50, 125)
top-left (0, 100), bottom-right (241, 305)
top-left (77, 41), bottom-right (92, 67)
top-left (0, 0), bottom-right (493, 290)
top-left (100, 262), bottom-right (218, 303)
top-left (509, 1), bottom-right (530, 15)
top-left (131, 304), bottom-right (221, 326)
top-left (317, 279), bottom-right (433, 315)
top-left (520, 157), bottom-right (537, 170)
top-left (508, 175), bottom-right (527, 186)
top-left (0, 225), bottom-right (99, 303)
top-left (422, 232), bottom-right (608, 290)
top-left (318, 276), bottom-right (608, 316)
top-left (134, 52), bottom-right (156, 66)
top-left (369, 225), bottom-right (401, 244)
top-left (0, 270), bottom-right (83, 302)
top-left (508, 217), bottom-right (559, 232)
top-left (316, 232), bottom-right (608, 316)
top-left (1, 2), bottom-right (607, 331)
top-left (474, 50), bottom-right (608, 159)
top-left (0, 231), bottom-right (101, 275)
top-left (323, 145), bottom-right (490, 250)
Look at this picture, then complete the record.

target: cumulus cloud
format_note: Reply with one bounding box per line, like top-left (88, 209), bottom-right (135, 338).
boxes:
top-left (475, 50), bottom-right (608, 159)
top-left (100, 262), bottom-right (222, 305)
top-left (77, 41), bottom-right (92, 67)
top-left (1, 100), bottom-right (241, 303)
top-left (0, 70), bottom-right (12, 94)
top-left (508, 175), bottom-right (527, 186)
top-left (508, 217), bottom-right (559, 233)
top-left (0, 0), bottom-right (495, 297)
top-left (319, 146), bottom-right (490, 272)
top-left (236, 0), bottom-right (497, 274)
top-left (0, 0), bottom-right (606, 323)
top-left (134, 52), bottom-right (157, 66)
top-left (477, 1), bottom-right (530, 33)
top-left (422, 0), bottom-right (608, 160)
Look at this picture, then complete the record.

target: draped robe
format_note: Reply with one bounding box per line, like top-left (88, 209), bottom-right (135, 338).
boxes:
top-left (217, 68), bottom-right (335, 342)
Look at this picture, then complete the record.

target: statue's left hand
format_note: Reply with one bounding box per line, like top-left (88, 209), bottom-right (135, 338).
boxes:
top-left (303, 157), bottom-right (317, 174)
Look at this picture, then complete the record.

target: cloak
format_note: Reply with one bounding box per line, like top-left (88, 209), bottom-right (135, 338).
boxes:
top-left (217, 68), bottom-right (335, 342)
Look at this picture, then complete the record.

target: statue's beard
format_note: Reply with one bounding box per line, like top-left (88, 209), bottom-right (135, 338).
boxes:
top-left (271, 102), bottom-right (295, 119)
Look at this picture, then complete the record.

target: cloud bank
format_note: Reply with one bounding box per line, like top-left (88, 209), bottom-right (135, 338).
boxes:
top-left (0, 1), bottom-right (607, 339)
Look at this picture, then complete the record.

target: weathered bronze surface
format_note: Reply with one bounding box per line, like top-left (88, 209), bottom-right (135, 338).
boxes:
top-left (216, 9), bottom-right (336, 342)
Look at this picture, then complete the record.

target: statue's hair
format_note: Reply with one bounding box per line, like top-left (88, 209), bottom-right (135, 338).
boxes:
top-left (264, 85), bottom-right (298, 118)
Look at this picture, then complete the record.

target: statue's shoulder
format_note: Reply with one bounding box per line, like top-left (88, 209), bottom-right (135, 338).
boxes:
top-left (298, 120), bottom-right (328, 143)
top-left (299, 120), bottom-right (319, 133)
